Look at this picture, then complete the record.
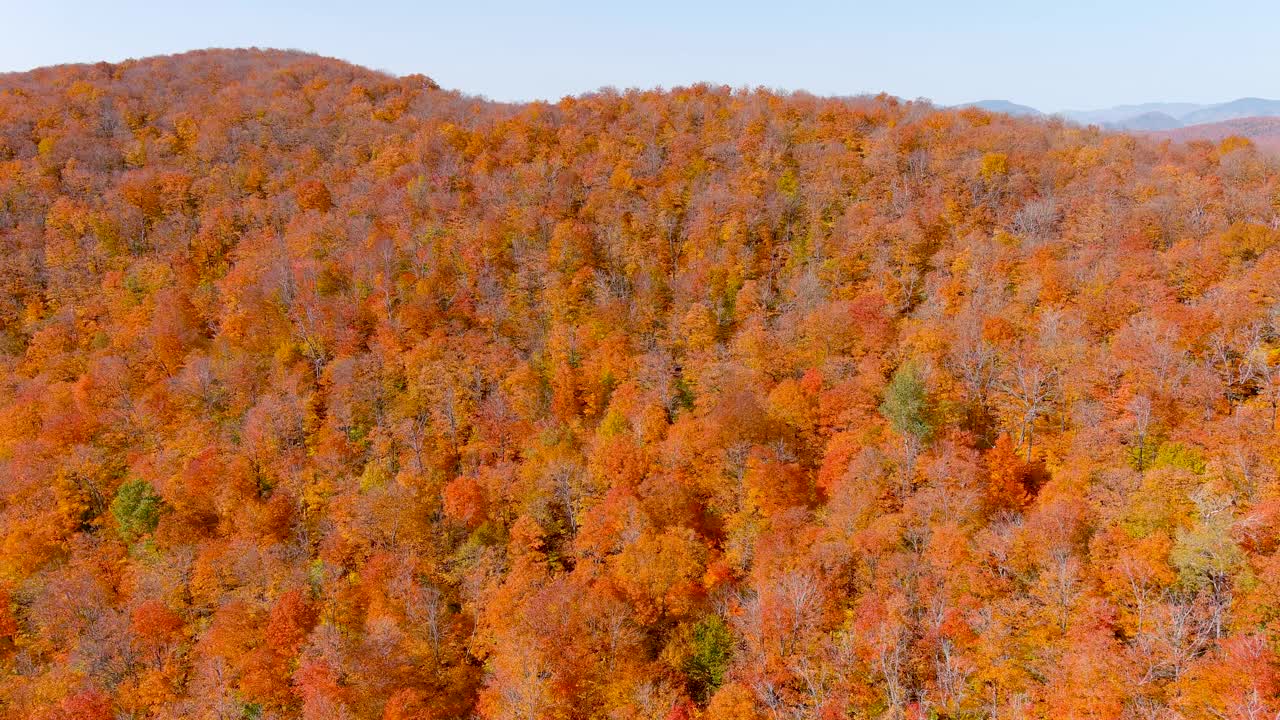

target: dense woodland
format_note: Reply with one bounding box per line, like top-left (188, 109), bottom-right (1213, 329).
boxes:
top-left (3, 48), bottom-right (1280, 719)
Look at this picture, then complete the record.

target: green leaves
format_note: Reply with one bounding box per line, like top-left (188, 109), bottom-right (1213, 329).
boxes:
top-left (1171, 490), bottom-right (1243, 593)
top-left (110, 479), bottom-right (164, 542)
top-left (879, 362), bottom-right (936, 443)
top-left (684, 614), bottom-right (733, 703)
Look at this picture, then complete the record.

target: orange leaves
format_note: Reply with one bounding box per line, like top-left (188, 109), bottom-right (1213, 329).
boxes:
top-left (979, 151), bottom-right (1009, 180)
top-left (443, 475), bottom-right (488, 530)
top-left (1219, 221), bottom-right (1280, 264)
top-left (382, 688), bottom-right (434, 720)
top-left (766, 374), bottom-right (818, 444)
top-left (1217, 135), bottom-right (1255, 156)
top-left (1172, 634), bottom-right (1279, 717)
top-left (10, 48), bottom-right (1280, 720)
top-left (609, 163), bottom-right (639, 192)
top-left (237, 647), bottom-right (297, 709)
top-left (548, 220), bottom-right (597, 275)
top-left (678, 304), bottom-right (719, 354)
top-left (612, 526), bottom-right (707, 623)
top-left (295, 658), bottom-right (350, 720)
top-left (1042, 623), bottom-right (1129, 720)
top-left (221, 590), bottom-right (318, 709)
top-left (130, 600), bottom-right (182, 647)
top-left (155, 448), bottom-right (222, 543)
top-left (981, 316), bottom-right (1018, 346)
top-left (509, 515), bottom-right (548, 566)
top-left (294, 179), bottom-right (333, 213)
top-left (984, 434), bottom-right (1034, 512)
top-left (743, 447), bottom-right (813, 517)
top-left (704, 682), bottom-right (762, 720)
top-left (119, 168), bottom-right (193, 221)
top-left (200, 600), bottom-right (260, 663)
top-left (0, 586), bottom-right (16, 643)
top-left (266, 589), bottom-right (316, 656)
top-left (815, 431), bottom-right (862, 495)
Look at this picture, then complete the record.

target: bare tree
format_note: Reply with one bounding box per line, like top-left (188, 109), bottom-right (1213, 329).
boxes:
top-left (997, 355), bottom-right (1058, 462)
top-left (1011, 196), bottom-right (1059, 245)
top-left (1127, 394), bottom-right (1153, 472)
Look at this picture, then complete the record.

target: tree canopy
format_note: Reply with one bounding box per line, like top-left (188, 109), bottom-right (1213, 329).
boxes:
top-left (1, 48), bottom-right (1280, 719)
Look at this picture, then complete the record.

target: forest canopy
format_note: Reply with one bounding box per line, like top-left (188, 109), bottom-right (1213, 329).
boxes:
top-left (2, 48), bottom-right (1280, 719)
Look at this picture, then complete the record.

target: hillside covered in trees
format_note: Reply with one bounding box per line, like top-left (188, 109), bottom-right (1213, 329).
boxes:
top-left (5, 48), bottom-right (1280, 719)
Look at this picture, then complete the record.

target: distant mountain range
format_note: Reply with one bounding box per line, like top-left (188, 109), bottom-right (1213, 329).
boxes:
top-left (957, 97), bottom-right (1280, 131)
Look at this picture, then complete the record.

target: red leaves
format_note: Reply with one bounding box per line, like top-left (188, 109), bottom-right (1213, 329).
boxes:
top-left (9, 47), bottom-right (1280, 720)
top-left (382, 688), bottom-right (433, 720)
top-left (664, 699), bottom-right (696, 720)
top-left (48, 688), bottom-right (113, 720)
top-left (295, 659), bottom-right (348, 719)
top-left (130, 600), bottom-right (182, 647)
top-left (443, 475), bottom-right (488, 530)
top-left (266, 588), bottom-right (316, 655)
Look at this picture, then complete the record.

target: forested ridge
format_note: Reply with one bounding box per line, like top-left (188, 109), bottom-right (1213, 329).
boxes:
top-left (3, 48), bottom-right (1280, 719)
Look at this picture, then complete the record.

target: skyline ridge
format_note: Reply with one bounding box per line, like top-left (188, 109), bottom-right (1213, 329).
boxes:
top-left (7, 46), bottom-right (1280, 120)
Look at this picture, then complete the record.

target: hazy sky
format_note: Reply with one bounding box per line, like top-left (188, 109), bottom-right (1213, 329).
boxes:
top-left (3, 0), bottom-right (1278, 111)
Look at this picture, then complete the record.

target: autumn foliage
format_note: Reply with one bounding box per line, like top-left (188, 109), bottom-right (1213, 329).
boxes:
top-left (2, 48), bottom-right (1280, 718)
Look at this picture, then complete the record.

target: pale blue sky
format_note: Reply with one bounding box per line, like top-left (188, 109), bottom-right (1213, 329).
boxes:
top-left (2, 0), bottom-right (1278, 111)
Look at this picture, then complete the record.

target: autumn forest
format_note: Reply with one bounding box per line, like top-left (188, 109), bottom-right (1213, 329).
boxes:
top-left (4, 48), bottom-right (1280, 719)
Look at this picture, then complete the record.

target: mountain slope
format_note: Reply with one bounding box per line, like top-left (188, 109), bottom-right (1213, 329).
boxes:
top-left (984, 98), bottom-right (1280, 131)
top-left (955, 99), bottom-right (1043, 116)
top-left (4, 50), bottom-right (1280, 719)
top-left (1112, 110), bottom-right (1183, 130)
top-left (1180, 97), bottom-right (1280, 125)
top-left (1147, 115), bottom-right (1280, 152)
top-left (1060, 101), bottom-right (1204, 125)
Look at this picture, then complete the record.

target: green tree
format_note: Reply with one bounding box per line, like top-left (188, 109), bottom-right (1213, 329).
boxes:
top-left (1170, 489), bottom-right (1242, 638)
top-left (110, 479), bottom-right (164, 541)
top-left (684, 615), bottom-right (733, 703)
top-left (879, 362), bottom-right (935, 443)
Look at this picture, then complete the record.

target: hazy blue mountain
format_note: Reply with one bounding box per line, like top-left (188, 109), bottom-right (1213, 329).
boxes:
top-left (953, 97), bottom-right (1280, 133)
top-left (1059, 102), bottom-right (1203, 125)
top-left (1179, 98), bottom-right (1280, 125)
top-left (957, 100), bottom-right (1044, 117)
top-left (1111, 111), bottom-right (1184, 131)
